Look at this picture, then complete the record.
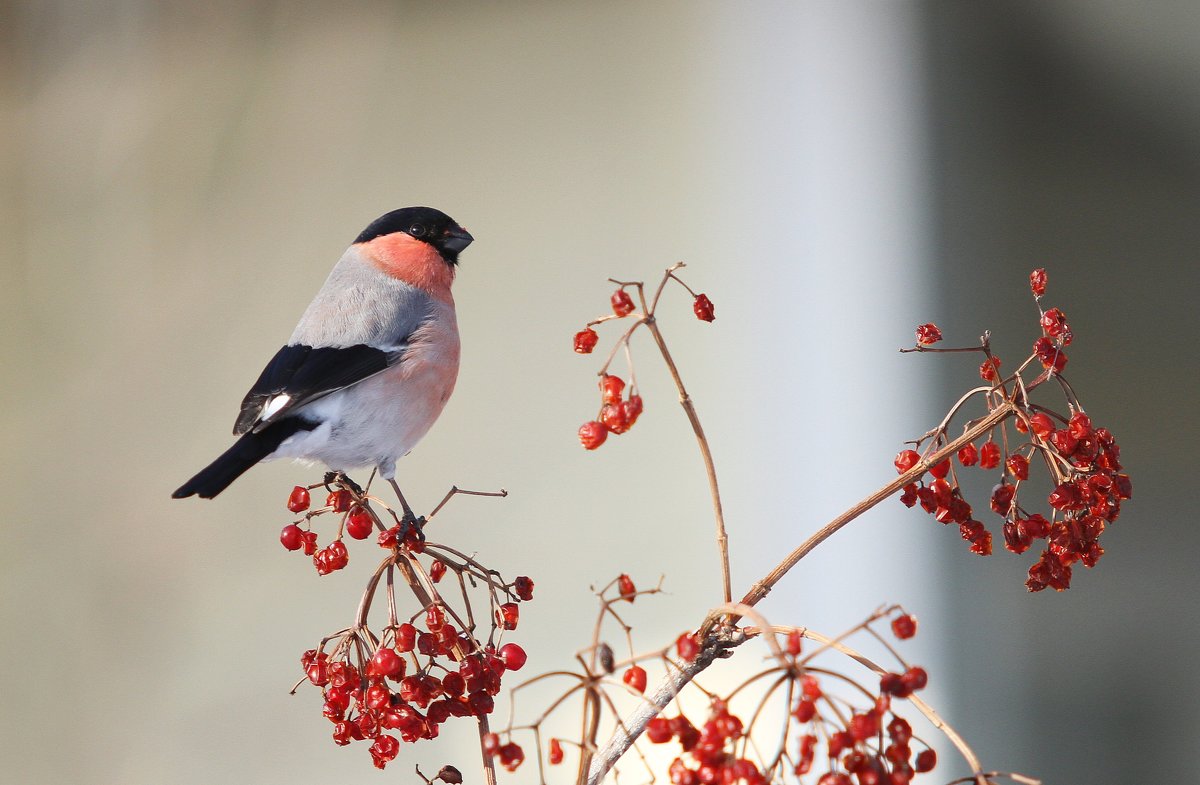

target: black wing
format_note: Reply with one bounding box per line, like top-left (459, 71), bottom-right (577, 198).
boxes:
top-left (233, 343), bottom-right (402, 435)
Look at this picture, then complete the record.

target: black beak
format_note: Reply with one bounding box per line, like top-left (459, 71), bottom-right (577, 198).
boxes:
top-left (441, 225), bottom-right (474, 255)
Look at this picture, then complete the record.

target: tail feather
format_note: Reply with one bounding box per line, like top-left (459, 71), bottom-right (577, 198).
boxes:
top-left (173, 419), bottom-right (313, 499)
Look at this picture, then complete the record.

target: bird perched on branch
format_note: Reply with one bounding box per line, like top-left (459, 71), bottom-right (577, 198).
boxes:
top-left (173, 206), bottom-right (472, 511)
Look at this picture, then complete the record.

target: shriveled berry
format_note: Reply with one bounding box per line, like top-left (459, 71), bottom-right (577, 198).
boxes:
top-left (514, 576), bottom-right (534, 601)
top-left (430, 559), bottom-right (447, 583)
top-left (979, 441), bottom-right (1001, 470)
top-left (600, 403), bottom-right (629, 434)
top-left (370, 734), bottom-right (400, 769)
top-left (914, 323), bottom-right (942, 345)
top-left (622, 395), bottom-right (644, 429)
top-left (617, 573), bottom-right (637, 601)
top-left (979, 356), bottom-right (1002, 382)
top-left (498, 602), bottom-right (519, 630)
top-left (579, 421), bottom-right (608, 450)
top-left (1006, 454), bottom-right (1030, 481)
top-left (280, 524), bottom-right (304, 551)
top-left (287, 485), bottom-right (311, 512)
top-left (611, 289), bottom-right (635, 317)
top-left (1040, 307), bottom-right (1070, 340)
top-left (548, 738), bottom-right (564, 765)
top-left (955, 442), bottom-right (978, 466)
top-left (1030, 268), bottom-right (1047, 297)
top-left (601, 374), bottom-right (626, 405)
top-left (1034, 336), bottom-right (1068, 372)
top-left (891, 613), bottom-right (917, 639)
top-left (326, 489), bottom-right (352, 513)
top-left (623, 665), bottom-right (647, 693)
top-left (693, 293), bottom-right (715, 322)
top-left (1069, 411), bottom-right (1093, 439)
top-left (1029, 412), bottom-right (1055, 439)
top-left (574, 328), bottom-right (599, 354)
top-left (894, 450), bottom-right (921, 475)
top-left (786, 629), bottom-right (803, 656)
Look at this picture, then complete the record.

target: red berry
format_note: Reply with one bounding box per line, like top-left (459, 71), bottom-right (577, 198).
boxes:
top-left (894, 449), bottom-right (921, 475)
top-left (676, 632), bottom-right (700, 662)
top-left (1040, 307), bottom-right (1070, 340)
top-left (579, 421), bottom-right (607, 450)
top-left (498, 642), bottom-right (527, 671)
top-left (915, 748), bottom-right (936, 773)
top-left (513, 576), bottom-right (535, 601)
top-left (914, 323), bottom-right (942, 345)
top-left (346, 506), bottom-right (373, 540)
top-left (395, 623), bottom-right (417, 652)
top-left (483, 732), bottom-right (501, 755)
top-left (693, 293), bottom-right (716, 322)
top-left (313, 540), bottom-right (349, 575)
top-left (1034, 336), bottom-right (1068, 372)
top-left (1069, 411), bottom-right (1093, 439)
top-left (548, 738), bottom-right (564, 765)
top-left (929, 458), bottom-right (950, 480)
top-left (498, 742), bottom-right (525, 772)
top-left (957, 443), bottom-right (978, 466)
top-left (600, 403), bottom-right (629, 434)
top-left (367, 647), bottom-right (406, 679)
top-left (426, 605), bottom-right (445, 631)
top-left (801, 674), bottom-right (822, 700)
top-left (325, 489), bottom-right (352, 513)
top-left (891, 613), bottom-right (917, 639)
top-left (786, 630), bottom-right (803, 656)
top-left (1006, 454), bottom-right (1030, 481)
top-left (574, 328), bottom-right (599, 354)
top-left (498, 602), bottom-right (519, 630)
top-left (1029, 412), bottom-right (1055, 439)
top-left (1030, 268), bottom-right (1047, 297)
top-left (601, 374), bottom-right (626, 405)
top-left (979, 441), bottom-right (1001, 469)
top-left (280, 524), bottom-right (304, 551)
top-left (621, 395), bottom-right (644, 429)
top-left (850, 711), bottom-right (880, 741)
top-left (623, 665), bottom-right (647, 693)
top-left (287, 485), bottom-right (311, 513)
top-left (617, 573), bottom-right (637, 601)
top-left (792, 698), bottom-right (816, 722)
top-left (901, 666), bottom-right (928, 692)
top-left (300, 529), bottom-right (318, 556)
top-left (611, 289), bottom-right (635, 317)
top-left (370, 734), bottom-right (400, 770)
top-left (979, 356), bottom-right (1002, 382)
top-left (646, 716), bottom-right (673, 743)
top-left (430, 559), bottom-right (447, 583)
top-left (990, 483), bottom-right (1016, 515)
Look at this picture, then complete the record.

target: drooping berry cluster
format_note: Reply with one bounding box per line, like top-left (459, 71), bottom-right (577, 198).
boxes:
top-left (285, 476), bottom-right (531, 769)
top-left (280, 485), bottom-right (375, 575)
top-left (572, 266), bottom-right (715, 450)
top-left (897, 269), bottom-right (1132, 591)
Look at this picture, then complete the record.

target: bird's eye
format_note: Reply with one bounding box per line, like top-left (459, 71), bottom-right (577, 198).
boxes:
top-left (409, 223), bottom-right (426, 237)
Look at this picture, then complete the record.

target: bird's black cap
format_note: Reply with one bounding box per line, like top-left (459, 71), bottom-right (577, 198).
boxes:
top-left (354, 206), bottom-right (473, 265)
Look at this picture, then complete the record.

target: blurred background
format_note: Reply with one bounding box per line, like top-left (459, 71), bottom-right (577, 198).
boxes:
top-left (3, 1), bottom-right (1196, 783)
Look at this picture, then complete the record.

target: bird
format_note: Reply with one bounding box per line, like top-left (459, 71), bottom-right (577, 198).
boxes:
top-left (172, 206), bottom-right (472, 512)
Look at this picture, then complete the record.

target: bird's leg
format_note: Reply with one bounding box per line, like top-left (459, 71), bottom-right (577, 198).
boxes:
top-left (386, 477), bottom-right (424, 538)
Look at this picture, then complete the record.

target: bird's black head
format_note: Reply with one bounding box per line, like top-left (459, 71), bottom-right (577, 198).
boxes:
top-left (354, 206), bottom-right (473, 265)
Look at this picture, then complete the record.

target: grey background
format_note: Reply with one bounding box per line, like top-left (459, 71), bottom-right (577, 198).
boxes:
top-left (3, 2), bottom-right (1195, 784)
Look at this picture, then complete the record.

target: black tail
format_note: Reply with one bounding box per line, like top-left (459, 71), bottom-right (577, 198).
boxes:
top-left (172, 419), bottom-right (313, 499)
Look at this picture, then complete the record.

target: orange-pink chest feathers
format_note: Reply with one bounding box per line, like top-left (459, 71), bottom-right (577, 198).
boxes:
top-left (361, 233), bottom-right (456, 306)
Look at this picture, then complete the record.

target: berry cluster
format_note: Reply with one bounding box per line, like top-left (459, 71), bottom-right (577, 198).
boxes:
top-left (897, 269), bottom-right (1132, 591)
top-left (572, 269), bottom-right (715, 450)
top-left (647, 611), bottom-right (935, 785)
top-left (284, 476), bottom-right (531, 769)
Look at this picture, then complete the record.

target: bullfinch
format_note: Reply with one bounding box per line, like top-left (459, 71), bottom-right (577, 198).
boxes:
top-left (172, 206), bottom-right (472, 506)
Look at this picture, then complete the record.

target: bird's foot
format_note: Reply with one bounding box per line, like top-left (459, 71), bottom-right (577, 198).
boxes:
top-left (324, 471), bottom-right (365, 496)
